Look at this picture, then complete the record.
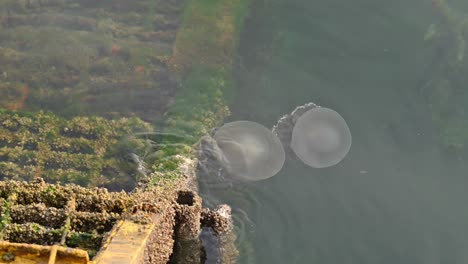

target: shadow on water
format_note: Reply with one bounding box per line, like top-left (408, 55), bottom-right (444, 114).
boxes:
top-left (198, 0), bottom-right (468, 263)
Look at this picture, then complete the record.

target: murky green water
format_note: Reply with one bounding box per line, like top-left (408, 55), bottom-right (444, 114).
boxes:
top-left (212, 0), bottom-right (468, 263)
top-left (3, 0), bottom-right (468, 262)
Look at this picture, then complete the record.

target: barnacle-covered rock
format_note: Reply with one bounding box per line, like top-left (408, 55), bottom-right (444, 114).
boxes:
top-left (0, 109), bottom-right (155, 191)
top-left (3, 223), bottom-right (62, 245)
top-left (0, 180), bottom-right (133, 258)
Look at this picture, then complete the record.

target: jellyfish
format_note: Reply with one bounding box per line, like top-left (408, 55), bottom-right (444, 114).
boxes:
top-left (290, 107), bottom-right (351, 168)
top-left (212, 121), bottom-right (286, 181)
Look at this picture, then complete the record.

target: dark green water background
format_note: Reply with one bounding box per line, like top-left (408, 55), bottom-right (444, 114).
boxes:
top-left (218, 0), bottom-right (468, 263)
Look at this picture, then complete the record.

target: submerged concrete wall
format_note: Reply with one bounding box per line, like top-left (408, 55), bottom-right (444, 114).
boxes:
top-left (0, 0), bottom-right (251, 262)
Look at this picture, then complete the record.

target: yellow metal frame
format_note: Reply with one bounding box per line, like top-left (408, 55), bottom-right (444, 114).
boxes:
top-left (0, 213), bottom-right (160, 264)
top-left (0, 242), bottom-right (89, 264)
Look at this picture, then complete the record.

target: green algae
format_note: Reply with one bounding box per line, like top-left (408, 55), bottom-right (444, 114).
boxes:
top-left (0, 0), bottom-right (184, 120)
top-left (164, 66), bottom-right (232, 140)
top-left (169, 0), bottom-right (249, 75)
top-left (0, 109), bottom-right (153, 190)
top-left (423, 0), bottom-right (468, 151)
top-left (0, 1), bottom-right (250, 260)
top-left (0, 198), bottom-right (12, 239)
top-left (147, 0), bottom-right (250, 185)
top-left (0, 0), bottom-right (251, 187)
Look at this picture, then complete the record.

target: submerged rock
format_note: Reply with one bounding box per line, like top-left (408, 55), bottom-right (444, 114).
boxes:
top-left (273, 102), bottom-right (319, 157)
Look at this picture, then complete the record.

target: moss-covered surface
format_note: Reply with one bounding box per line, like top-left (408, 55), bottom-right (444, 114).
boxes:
top-left (0, 0), bottom-right (251, 182)
top-left (0, 0), bottom-right (250, 260)
top-left (423, 0), bottom-right (468, 152)
top-left (169, 0), bottom-right (249, 75)
top-left (166, 0), bottom-right (250, 136)
top-left (150, 0), bottom-right (250, 186)
top-left (0, 0), bottom-right (251, 187)
top-left (0, 0), bottom-right (186, 121)
top-left (0, 109), bottom-right (154, 190)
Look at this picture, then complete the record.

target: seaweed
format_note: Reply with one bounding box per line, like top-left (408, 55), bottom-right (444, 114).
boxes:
top-left (0, 0), bottom-right (186, 121)
top-left (0, 0), bottom-right (248, 261)
top-left (150, 0), bottom-right (250, 186)
top-left (0, 109), bottom-right (154, 190)
top-left (422, 0), bottom-right (468, 151)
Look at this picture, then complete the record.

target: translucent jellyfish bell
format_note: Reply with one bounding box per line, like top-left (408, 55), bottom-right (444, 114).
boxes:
top-left (213, 121), bottom-right (285, 181)
top-left (291, 107), bottom-right (351, 168)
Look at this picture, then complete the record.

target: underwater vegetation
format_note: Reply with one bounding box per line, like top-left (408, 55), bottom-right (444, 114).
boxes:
top-left (0, 109), bottom-right (154, 190)
top-left (165, 0), bottom-right (250, 138)
top-left (423, 0), bottom-right (468, 151)
top-left (0, 0), bottom-right (186, 121)
top-left (169, 0), bottom-right (249, 76)
top-left (0, 0), bottom-right (210, 192)
top-left (0, 0), bottom-right (251, 261)
top-left (0, 0), bottom-right (252, 188)
top-left (151, 0), bottom-right (250, 186)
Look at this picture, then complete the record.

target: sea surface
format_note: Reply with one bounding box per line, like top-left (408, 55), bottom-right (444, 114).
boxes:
top-left (200, 0), bottom-right (468, 263)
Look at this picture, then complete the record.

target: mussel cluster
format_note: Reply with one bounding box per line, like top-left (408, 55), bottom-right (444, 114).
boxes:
top-left (0, 180), bottom-right (132, 258)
